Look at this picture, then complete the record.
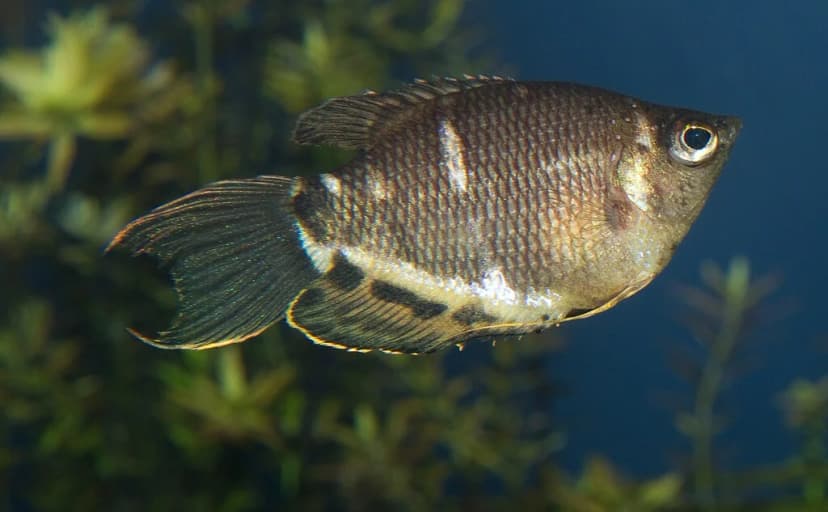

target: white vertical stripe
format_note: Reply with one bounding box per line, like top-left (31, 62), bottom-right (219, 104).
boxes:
top-left (439, 119), bottom-right (468, 192)
top-left (320, 173), bottom-right (341, 195)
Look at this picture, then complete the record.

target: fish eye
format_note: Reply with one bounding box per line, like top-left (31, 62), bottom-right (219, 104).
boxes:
top-left (670, 122), bottom-right (718, 165)
top-left (683, 127), bottom-right (711, 149)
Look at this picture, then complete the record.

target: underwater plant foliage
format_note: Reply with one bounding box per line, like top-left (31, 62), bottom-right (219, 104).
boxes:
top-left (0, 1), bottom-right (826, 510)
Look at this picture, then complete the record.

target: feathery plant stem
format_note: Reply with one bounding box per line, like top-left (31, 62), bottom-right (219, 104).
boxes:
top-left (218, 345), bottom-right (247, 401)
top-left (189, 2), bottom-right (219, 183)
top-left (691, 258), bottom-right (751, 511)
top-left (801, 412), bottom-right (827, 503)
top-left (46, 132), bottom-right (76, 193)
top-left (190, 2), bottom-right (243, 401)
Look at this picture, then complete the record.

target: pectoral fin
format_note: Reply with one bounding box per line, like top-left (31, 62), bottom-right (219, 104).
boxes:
top-left (561, 274), bottom-right (655, 322)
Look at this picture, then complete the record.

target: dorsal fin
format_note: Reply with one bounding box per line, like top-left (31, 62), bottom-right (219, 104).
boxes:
top-left (291, 75), bottom-right (513, 150)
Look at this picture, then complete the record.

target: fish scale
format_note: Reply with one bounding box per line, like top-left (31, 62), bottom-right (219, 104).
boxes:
top-left (341, 131), bottom-right (581, 298)
top-left (108, 76), bottom-right (741, 352)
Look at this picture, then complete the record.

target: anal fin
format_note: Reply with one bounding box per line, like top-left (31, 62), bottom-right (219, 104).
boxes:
top-left (286, 253), bottom-right (530, 354)
top-left (559, 274), bottom-right (655, 322)
top-left (286, 281), bottom-right (448, 354)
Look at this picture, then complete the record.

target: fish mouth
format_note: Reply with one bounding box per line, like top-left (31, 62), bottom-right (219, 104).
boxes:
top-left (716, 115), bottom-right (743, 146)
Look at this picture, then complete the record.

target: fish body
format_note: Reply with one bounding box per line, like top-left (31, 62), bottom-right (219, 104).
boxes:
top-left (109, 77), bottom-right (741, 353)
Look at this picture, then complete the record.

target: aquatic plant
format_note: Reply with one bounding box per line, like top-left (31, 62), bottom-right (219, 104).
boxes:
top-left (0, 8), bottom-right (178, 191)
top-left (673, 258), bottom-right (776, 509)
top-left (0, 1), bottom-right (563, 510)
top-left (544, 457), bottom-right (682, 512)
top-left (0, 6), bottom-right (196, 248)
top-left (264, 0), bottom-right (468, 113)
top-left (779, 377), bottom-right (828, 506)
top-left (1, 1), bottom-right (825, 511)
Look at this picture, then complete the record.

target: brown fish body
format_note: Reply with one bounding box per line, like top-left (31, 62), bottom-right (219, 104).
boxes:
top-left (109, 77), bottom-right (741, 353)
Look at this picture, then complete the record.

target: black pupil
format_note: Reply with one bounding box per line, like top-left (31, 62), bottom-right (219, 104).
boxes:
top-left (683, 127), bottom-right (712, 150)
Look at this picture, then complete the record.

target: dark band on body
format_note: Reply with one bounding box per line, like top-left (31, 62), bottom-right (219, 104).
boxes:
top-left (326, 253), bottom-right (365, 291)
top-left (452, 304), bottom-right (497, 326)
top-left (370, 280), bottom-right (448, 319)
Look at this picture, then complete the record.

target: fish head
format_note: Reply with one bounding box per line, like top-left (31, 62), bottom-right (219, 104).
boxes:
top-left (616, 104), bottom-right (742, 234)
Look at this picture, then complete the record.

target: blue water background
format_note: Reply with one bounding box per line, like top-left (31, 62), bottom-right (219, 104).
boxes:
top-left (476, 0), bottom-right (828, 476)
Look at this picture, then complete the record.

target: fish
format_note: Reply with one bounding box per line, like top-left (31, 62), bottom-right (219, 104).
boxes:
top-left (107, 76), bottom-right (741, 354)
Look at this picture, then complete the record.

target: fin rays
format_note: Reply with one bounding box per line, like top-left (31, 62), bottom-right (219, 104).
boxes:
top-left (292, 76), bottom-right (512, 150)
top-left (285, 252), bottom-right (537, 354)
top-left (108, 176), bottom-right (319, 349)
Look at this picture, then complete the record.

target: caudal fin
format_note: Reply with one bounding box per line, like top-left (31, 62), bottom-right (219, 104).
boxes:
top-left (107, 176), bottom-right (319, 349)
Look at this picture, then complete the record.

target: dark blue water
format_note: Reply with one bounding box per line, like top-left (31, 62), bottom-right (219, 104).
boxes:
top-left (477, 0), bottom-right (828, 476)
